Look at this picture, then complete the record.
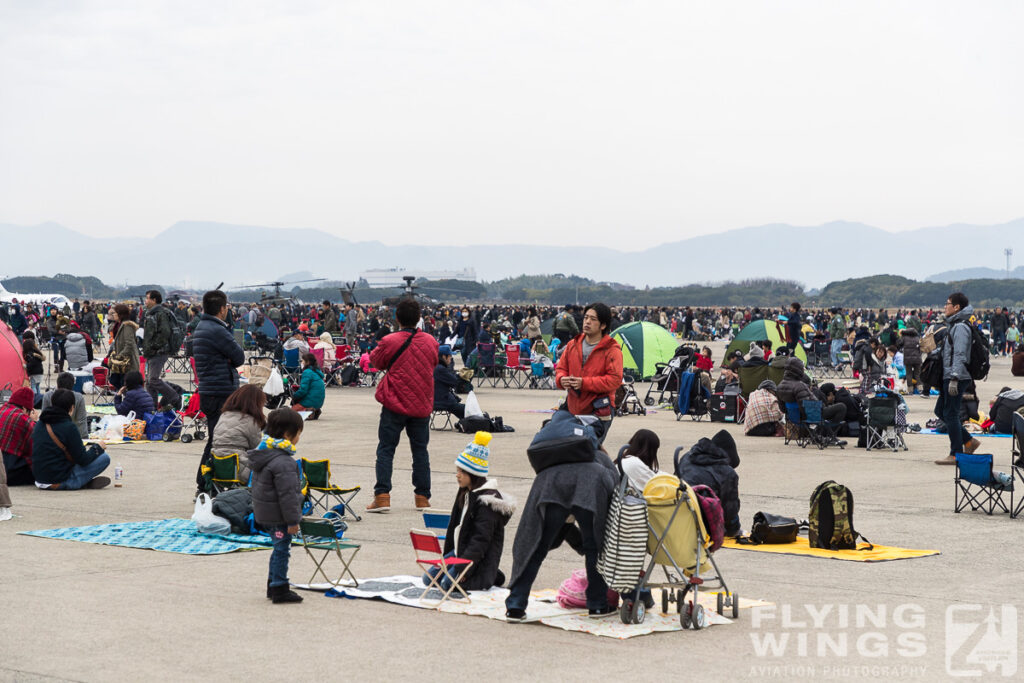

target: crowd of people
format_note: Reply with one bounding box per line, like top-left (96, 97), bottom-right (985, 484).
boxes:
top-left (1, 287), bottom-right (1020, 613)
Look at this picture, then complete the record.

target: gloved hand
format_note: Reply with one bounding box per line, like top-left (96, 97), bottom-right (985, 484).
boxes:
top-left (948, 379), bottom-right (959, 397)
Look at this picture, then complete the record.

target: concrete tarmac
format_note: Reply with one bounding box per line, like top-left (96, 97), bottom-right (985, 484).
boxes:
top-left (2, 343), bottom-right (1022, 681)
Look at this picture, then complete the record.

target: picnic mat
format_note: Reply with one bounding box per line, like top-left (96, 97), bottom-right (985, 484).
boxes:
top-left (19, 518), bottom-right (275, 555)
top-left (293, 575), bottom-right (768, 639)
top-left (919, 429), bottom-right (1010, 438)
top-left (86, 405), bottom-right (118, 415)
top-left (721, 537), bottom-right (940, 562)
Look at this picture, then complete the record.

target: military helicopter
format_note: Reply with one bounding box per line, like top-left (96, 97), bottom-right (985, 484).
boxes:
top-left (236, 279), bottom-right (326, 306)
top-left (381, 276), bottom-right (437, 307)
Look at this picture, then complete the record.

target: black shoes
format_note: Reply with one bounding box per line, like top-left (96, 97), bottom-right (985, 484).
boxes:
top-left (588, 606), bottom-right (615, 617)
top-left (85, 476), bottom-right (111, 489)
top-left (505, 608), bottom-right (526, 623)
top-left (269, 583), bottom-right (303, 604)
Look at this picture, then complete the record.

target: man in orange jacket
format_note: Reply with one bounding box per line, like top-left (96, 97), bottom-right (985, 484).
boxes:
top-left (554, 302), bottom-right (623, 444)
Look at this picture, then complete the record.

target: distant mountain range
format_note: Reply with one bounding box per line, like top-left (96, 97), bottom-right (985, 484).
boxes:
top-left (1, 218), bottom-right (1021, 288)
top-left (926, 266), bottom-right (1024, 282)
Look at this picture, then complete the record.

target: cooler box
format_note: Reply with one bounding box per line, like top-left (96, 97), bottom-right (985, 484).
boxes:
top-left (71, 371), bottom-right (92, 394)
top-left (709, 393), bottom-right (746, 423)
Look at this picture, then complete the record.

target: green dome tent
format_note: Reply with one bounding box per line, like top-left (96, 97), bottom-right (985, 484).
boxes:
top-left (610, 322), bottom-right (680, 380)
top-left (725, 319), bottom-right (807, 365)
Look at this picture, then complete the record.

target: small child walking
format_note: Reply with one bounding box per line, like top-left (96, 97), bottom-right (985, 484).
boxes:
top-left (249, 408), bottom-right (306, 604)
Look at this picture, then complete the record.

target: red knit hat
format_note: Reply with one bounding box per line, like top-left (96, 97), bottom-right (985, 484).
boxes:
top-left (8, 387), bottom-right (35, 410)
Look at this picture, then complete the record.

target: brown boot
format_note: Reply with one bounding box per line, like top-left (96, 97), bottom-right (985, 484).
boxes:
top-left (365, 493), bottom-right (390, 513)
top-left (963, 438), bottom-right (981, 454)
top-left (415, 495), bottom-right (431, 511)
top-left (934, 455), bottom-right (956, 466)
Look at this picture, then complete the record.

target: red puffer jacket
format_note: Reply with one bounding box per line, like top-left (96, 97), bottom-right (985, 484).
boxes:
top-left (555, 334), bottom-right (624, 415)
top-left (371, 329), bottom-right (439, 418)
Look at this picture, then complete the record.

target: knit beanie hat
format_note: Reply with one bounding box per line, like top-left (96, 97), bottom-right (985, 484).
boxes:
top-left (8, 387), bottom-right (34, 410)
top-left (456, 431), bottom-right (492, 477)
top-left (748, 344), bottom-right (764, 360)
top-left (757, 380), bottom-right (777, 393)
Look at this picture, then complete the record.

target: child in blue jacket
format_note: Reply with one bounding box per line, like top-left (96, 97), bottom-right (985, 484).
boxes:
top-left (291, 353), bottom-right (325, 420)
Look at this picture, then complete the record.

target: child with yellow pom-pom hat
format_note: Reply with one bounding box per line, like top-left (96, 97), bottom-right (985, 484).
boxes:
top-left (422, 431), bottom-right (517, 591)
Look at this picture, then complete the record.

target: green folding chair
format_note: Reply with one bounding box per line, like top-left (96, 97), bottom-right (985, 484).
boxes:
top-left (299, 518), bottom-right (361, 588)
top-left (301, 458), bottom-right (362, 522)
top-left (207, 453), bottom-right (247, 495)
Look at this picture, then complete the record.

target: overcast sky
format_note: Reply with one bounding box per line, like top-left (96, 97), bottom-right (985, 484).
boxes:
top-left (1, 1), bottom-right (1020, 249)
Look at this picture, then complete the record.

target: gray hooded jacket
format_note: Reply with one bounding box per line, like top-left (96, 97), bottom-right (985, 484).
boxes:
top-left (942, 305), bottom-right (974, 381)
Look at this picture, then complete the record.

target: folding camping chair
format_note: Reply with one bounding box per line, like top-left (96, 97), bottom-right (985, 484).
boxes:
top-left (430, 409), bottom-right (457, 431)
top-left (955, 452), bottom-right (1011, 515)
top-left (528, 361), bottom-right (555, 389)
top-left (299, 517), bottom-right (361, 588)
top-left (410, 529), bottom-right (474, 608)
top-left (475, 343), bottom-right (501, 388)
top-left (422, 510), bottom-right (451, 541)
top-left (281, 347), bottom-right (303, 384)
top-left (1011, 412), bottom-right (1024, 519)
top-left (864, 394), bottom-right (907, 452)
top-left (300, 458), bottom-right (362, 522)
top-left (784, 401), bottom-right (810, 448)
top-left (503, 344), bottom-right (525, 388)
top-left (801, 400), bottom-right (843, 450)
top-left (208, 453), bottom-right (248, 494)
top-left (91, 366), bottom-right (117, 405)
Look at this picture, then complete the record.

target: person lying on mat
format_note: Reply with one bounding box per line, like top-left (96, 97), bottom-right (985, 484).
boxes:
top-left (433, 345), bottom-right (466, 419)
top-left (114, 370), bottom-right (155, 417)
top-left (32, 389), bottom-right (111, 490)
top-left (423, 432), bottom-right (515, 592)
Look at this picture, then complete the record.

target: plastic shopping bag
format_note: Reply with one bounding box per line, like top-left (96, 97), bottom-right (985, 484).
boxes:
top-left (464, 391), bottom-right (483, 418)
top-left (264, 368), bottom-right (285, 397)
top-left (192, 493), bottom-right (232, 535)
top-left (95, 411), bottom-right (135, 441)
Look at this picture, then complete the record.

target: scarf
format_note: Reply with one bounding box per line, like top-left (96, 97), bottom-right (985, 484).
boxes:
top-left (257, 436), bottom-right (297, 453)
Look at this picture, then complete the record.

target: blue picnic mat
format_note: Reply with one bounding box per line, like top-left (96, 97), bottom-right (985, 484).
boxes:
top-left (19, 518), bottom-right (275, 554)
top-left (919, 429), bottom-right (1011, 438)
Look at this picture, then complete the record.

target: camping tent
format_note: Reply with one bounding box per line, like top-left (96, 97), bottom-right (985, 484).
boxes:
top-left (725, 319), bottom-right (807, 365)
top-left (0, 321), bottom-right (27, 391)
top-left (610, 322), bottom-right (680, 380)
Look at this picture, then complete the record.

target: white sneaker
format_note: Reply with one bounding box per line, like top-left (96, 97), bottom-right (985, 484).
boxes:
top-left (0, 507), bottom-right (13, 521)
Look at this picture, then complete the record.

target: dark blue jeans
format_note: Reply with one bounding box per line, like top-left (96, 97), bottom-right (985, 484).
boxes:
top-left (267, 525), bottom-right (292, 588)
top-left (61, 453), bottom-right (111, 490)
top-left (374, 407), bottom-right (430, 497)
top-left (505, 506), bottom-right (609, 612)
top-left (935, 379), bottom-right (972, 457)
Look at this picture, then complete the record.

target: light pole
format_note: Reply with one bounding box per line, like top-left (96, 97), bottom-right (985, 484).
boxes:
top-left (1005, 248), bottom-right (1014, 278)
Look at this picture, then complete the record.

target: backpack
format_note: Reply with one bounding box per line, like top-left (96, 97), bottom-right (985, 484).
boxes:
top-left (808, 480), bottom-right (870, 550)
top-left (963, 323), bottom-right (991, 381)
top-left (525, 411), bottom-right (597, 473)
top-left (690, 484), bottom-right (725, 552)
top-left (168, 311), bottom-right (186, 356)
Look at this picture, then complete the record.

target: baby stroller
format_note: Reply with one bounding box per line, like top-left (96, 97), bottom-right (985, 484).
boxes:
top-left (674, 370), bottom-right (710, 421)
top-left (163, 392), bottom-right (208, 444)
top-left (617, 473), bottom-right (735, 628)
top-left (644, 345), bottom-right (697, 407)
top-left (615, 375), bottom-right (647, 417)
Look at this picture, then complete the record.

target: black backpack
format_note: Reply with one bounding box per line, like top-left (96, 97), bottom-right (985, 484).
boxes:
top-left (964, 324), bottom-right (991, 381)
top-left (168, 311), bottom-right (186, 356)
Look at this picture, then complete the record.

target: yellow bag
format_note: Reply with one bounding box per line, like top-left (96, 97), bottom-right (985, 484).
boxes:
top-left (124, 419), bottom-right (147, 441)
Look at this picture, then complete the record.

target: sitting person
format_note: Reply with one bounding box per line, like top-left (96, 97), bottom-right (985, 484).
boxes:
top-left (1, 387), bottom-right (37, 487)
top-left (314, 332), bottom-right (337, 367)
top-left (505, 445), bottom-right (618, 622)
top-left (425, 432), bottom-right (515, 591)
top-left (695, 346), bottom-right (714, 390)
top-left (619, 428), bottom-right (660, 491)
top-left (433, 345), bottom-right (466, 418)
top-left (211, 383), bottom-right (268, 484)
top-left (41, 372), bottom-right (88, 438)
top-left (744, 380), bottom-right (783, 437)
top-left (817, 382), bottom-right (864, 437)
top-left (114, 370), bottom-right (156, 416)
top-left (742, 343), bottom-right (768, 367)
top-left (291, 352), bottom-right (325, 420)
top-left (32, 388), bottom-right (111, 490)
top-left (676, 430), bottom-right (741, 537)
top-left (282, 331), bottom-right (310, 354)
top-left (63, 324), bottom-right (94, 371)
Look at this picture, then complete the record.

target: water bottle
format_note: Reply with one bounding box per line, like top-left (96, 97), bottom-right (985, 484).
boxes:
top-left (992, 471), bottom-right (1012, 487)
top-left (114, 464), bottom-right (124, 487)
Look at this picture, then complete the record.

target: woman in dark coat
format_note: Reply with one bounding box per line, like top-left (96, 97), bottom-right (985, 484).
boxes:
top-left (676, 430), bottom-right (741, 537)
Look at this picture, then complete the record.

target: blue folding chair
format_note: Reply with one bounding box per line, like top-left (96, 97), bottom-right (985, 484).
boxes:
top-left (422, 511), bottom-right (451, 542)
top-left (955, 452), bottom-right (1011, 515)
top-left (281, 347), bottom-right (302, 384)
top-left (784, 401), bottom-right (807, 447)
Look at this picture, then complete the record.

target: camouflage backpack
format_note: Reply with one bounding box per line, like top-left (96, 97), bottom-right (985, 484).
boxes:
top-left (808, 480), bottom-right (871, 551)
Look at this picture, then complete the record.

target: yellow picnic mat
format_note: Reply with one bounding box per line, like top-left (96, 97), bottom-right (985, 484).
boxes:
top-left (721, 537), bottom-right (940, 562)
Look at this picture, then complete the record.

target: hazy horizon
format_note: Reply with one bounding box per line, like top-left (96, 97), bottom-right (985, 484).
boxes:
top-left (2, 1), bottom-right (1021, 249)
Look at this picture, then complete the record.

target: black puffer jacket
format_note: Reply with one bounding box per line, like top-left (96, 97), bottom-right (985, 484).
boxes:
top-left (900, 328), bottom-right (921, 365)
top-left (248, 447), bottom-right (302, 527)
top-left (193, 314), bottom-right (246, 398)
top-left (675, 438), bottom-right (741, 536)
top-left (777, 358), bottom-right (814, 405)
top-left (212, 487), bottom-right (253, 534)
top-left (443, 481), bottom-right (516, 590)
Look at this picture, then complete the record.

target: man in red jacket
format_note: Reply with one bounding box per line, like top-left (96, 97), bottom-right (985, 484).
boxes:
top-left (366, 299), bottom-right (439, 513)
top-left (555, 302), bottom-right (623, 445)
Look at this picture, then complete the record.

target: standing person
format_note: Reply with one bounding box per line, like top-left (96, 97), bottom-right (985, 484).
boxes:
top-left (991, 307), bottom-right (1010, 357)
top-left (249, 408), bottom-right (305, 604)
top-left (193, 290), bottom-right (246, 490)
top-left (366, 299), bottom-right (439, 513)
top-left (934, 293), bottom-right (982, 465)
top-left (552, 305), bottom-right (578, 347)
top-left (22, 332), bottom-right (45, 396)
top-left (900, 327), bottom-right (922, 395)
top-left (141, 291), bottom-right (180, 410)
top-left (321, 300), bottom-right (339, 334)
top-left (786, 302), bottom-right (802, 352)
top-left (554, 302), bottom-right (624, 445)
top-left (343, 303), bottom-right (359, 349)
top-left (827, 308), bottom-right (846, 367)
top-left (106, 304), bottom-right (140, 390)
top-left (524, 307), bottom-right (542, 343)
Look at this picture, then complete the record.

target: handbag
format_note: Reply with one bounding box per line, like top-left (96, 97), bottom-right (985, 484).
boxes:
top-left (597, 474), bottom-right (649, 591)
top-left (109, 353), bottom-right (131, 374)
top-left (747, 511), bottom-right (799, 544)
